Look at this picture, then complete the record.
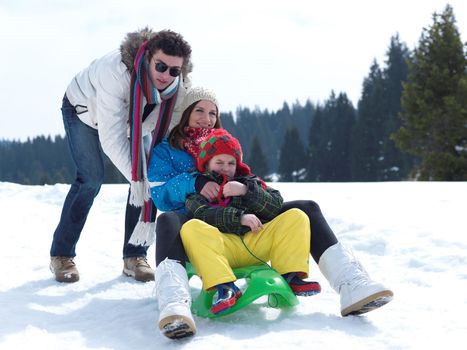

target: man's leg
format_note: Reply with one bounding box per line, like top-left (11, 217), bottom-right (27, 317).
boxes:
top-left (121, 190), bottom-right (154, 282)
top-left (50, 95), bottom-right (104, 282)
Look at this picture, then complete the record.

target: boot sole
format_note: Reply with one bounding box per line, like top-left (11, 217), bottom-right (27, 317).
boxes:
top-left (159, 315), bottom-right (196, 339)
top-left (294, 289), bottom-right (321, 297)
top-left (53, 274), bottom-right (79, 283)
top-left (291, 282), bottom-right (321, 296)
top-left (341, 290), bottom-right (394, 316)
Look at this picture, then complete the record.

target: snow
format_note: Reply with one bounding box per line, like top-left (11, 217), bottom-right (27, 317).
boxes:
top-left (1, 181), bottom-right (466, 350)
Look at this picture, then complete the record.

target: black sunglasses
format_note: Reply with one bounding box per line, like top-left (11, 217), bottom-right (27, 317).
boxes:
top-left (155, 61), bottom-right (182, 77)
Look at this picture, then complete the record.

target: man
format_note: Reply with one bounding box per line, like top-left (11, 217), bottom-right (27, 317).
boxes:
top-left (50, 28), bottom-right (192, 283)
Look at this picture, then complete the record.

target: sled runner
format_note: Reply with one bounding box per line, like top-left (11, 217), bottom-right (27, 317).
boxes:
top-left (186, 263), bottom-right (299, 318)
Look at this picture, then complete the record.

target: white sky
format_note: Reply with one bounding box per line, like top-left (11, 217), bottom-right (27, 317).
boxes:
top-left (1, 0), bottom-right (466, 140)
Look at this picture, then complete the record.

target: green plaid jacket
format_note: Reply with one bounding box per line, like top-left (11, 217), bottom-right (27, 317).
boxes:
top-left (185, 172), bottom-right (283, 235)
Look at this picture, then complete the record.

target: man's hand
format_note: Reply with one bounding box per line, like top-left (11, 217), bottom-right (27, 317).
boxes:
top-left (241, 214), bottom-right (263, 232)
top-left (200, 181), bottom-right (219, 202)
top-left (223, 181), bottom-right (247, 197)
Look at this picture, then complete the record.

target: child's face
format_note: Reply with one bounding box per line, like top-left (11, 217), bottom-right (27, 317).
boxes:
top-left (188, 100), bottom-right (218, 128)
top-left (207, 154), bottom-right (237, 178)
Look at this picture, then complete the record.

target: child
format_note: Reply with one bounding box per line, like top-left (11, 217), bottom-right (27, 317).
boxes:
top-left (181, 128), bottom-right (321, 314)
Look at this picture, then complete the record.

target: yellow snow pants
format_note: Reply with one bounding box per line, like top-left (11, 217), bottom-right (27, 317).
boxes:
top-left (180, 208), bottom-right (310, 290)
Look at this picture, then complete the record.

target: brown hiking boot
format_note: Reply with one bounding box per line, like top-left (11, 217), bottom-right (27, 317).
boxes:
top-left (123, 256), bottom-right (155, 282)
top-left (50, 256), bottom-right (80, 283)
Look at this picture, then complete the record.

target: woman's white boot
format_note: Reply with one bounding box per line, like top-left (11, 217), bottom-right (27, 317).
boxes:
top-left (155, 258), bottom-right (196, 339)
top-left (319, 243), bottom-right (393, 316)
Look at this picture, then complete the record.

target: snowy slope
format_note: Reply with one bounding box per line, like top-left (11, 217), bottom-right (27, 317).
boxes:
top-left (1, 181), bottom-right (466, 350)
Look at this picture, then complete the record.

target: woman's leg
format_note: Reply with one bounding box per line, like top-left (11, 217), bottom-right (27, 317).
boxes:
top-left (280, 200), bottom-right (338, 263)
top-left (154, 211), bottom-right (194, 339)
top-left (155, 258), bottom-right (195, 339)
top-left (155, 211), bottom-right (189, 266)
top-left (281, 201), bottom-right (393, 316)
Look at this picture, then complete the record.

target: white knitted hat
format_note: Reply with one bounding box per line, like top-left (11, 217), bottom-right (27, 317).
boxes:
top-left (181, 87), bottom-right (219, 114)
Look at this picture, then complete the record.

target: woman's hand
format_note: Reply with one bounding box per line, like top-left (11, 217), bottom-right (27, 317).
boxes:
top-left (240, 214), bottom-right (263, 232)
top-left (200, 181), bottom-right (220, 202)
top-left (223, 181), bottom-right (247, 197)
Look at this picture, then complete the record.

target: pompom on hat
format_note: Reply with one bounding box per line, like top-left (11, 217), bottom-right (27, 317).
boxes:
top-left (196, 129), bottom-right (251, 176)
top-left (181, 86), bottom-right (219, 114)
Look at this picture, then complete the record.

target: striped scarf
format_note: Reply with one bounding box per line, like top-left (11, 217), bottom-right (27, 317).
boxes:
top-left (128, 41), bottom-right (180, 246)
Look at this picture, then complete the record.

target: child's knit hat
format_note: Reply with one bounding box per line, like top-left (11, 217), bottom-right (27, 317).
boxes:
top-left (196, 129), bottom-right (251, 176)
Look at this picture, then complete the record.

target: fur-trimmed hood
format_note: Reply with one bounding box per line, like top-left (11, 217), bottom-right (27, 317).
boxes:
top-left (119, 27), bottom-right (192, 77)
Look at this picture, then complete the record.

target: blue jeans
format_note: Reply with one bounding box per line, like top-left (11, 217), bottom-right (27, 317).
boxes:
top-left (50, 95), bottom-right (147, 258)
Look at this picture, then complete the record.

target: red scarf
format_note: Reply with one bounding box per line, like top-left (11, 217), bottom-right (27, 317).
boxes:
top-left (182, 127), bottom-right (214, 157)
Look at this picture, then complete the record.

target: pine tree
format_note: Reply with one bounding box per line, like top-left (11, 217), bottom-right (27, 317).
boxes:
top-left (351, 61), bottom-right (386, 181)
top-left (278, 127), bottom-right (307, 181)
top-left (306, 92), bottom-right (356, 182)
top-left (380, 35), bottom-right (414, 180)
top-left (313, 92), bottom-right (356, 181)
top-left (392, 5), bottom-right (467, 180)
top-left (351, 35), bottom-right (414, 181)
top-left (246, 136), bottom-right (268, 179)
top-left (307, 106), bottom-right (324, 181)
top-left (329, 93), bottom-right (356, 181)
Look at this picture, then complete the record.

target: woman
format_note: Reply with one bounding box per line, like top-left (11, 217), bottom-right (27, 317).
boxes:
top-left (147, 87), bottom-right (222, 339)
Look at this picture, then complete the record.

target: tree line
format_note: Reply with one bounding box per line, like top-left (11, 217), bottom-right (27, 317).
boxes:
top-left (1, 5), bottom-right (466, 184)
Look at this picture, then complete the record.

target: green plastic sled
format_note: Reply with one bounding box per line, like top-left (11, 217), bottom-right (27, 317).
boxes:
top-left (186, 263), bottom-right (299, 318)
